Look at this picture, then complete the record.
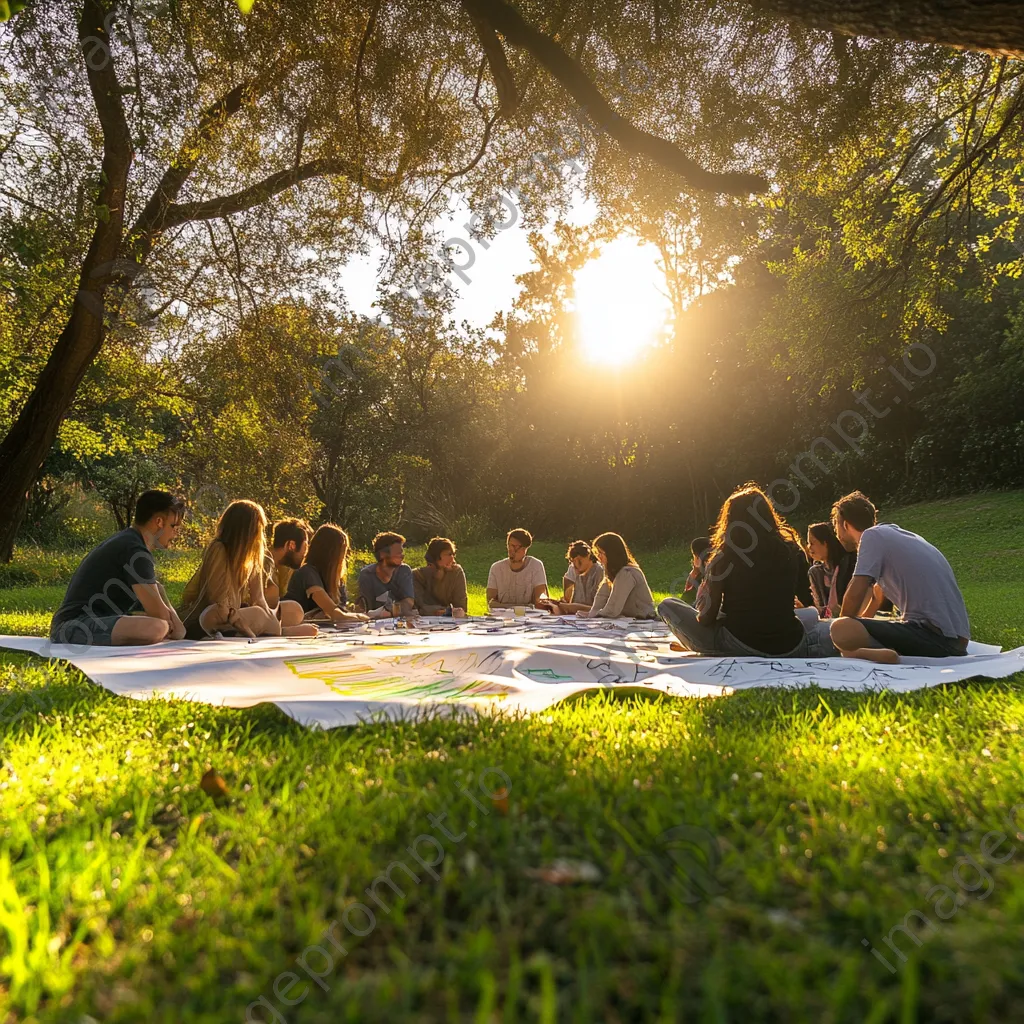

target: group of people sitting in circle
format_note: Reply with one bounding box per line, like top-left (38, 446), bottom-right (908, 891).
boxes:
top-left (50, 480), bottom-right (970, 666)
top-left (660, 483), bottom-right (970, 664)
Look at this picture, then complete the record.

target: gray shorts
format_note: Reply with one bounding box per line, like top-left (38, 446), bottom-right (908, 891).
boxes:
top-left (50, 615), bottom-right (122, 647)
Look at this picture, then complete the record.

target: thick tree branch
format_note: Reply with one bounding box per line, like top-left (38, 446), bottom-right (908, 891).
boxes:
top-left (79, 0), bottom-right (133, 286)
top-left (748, 0), bottom-right (1024, 59)
top-left (461, 0), bottom-right (766, 195)
top-left (353, 0), bottom-right (382, 135)
top-left (464, 5), bottom-right (519, 116)
top-left (161, 156), bottom-right (397, 227)
top-left (128, 58), bottom-right (291, 262)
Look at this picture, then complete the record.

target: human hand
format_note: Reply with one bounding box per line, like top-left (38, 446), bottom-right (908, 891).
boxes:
top-left (453, 608), bottom-right (466, 619)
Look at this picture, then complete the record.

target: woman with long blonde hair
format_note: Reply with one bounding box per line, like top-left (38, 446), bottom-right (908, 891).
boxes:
top-left (284, 523), bottom-right (369, 624)
top-left (179, 500), bottom-right (316, 639)
top-left (659, 483), bottom-right (834, 658)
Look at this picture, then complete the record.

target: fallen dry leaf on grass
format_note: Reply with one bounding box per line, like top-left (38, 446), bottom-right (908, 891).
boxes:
top-left (490, 786), bottom-right (509, 815)
top-left (200, 768), bottom-right (229, 800)
top-left (525, 859), bottom-right (601, 884)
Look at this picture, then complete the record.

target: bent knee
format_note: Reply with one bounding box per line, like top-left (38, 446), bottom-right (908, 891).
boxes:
top-left (127, 617), bottom-right (170, 645)
top-left (829, 617), bottom-right (862, 648)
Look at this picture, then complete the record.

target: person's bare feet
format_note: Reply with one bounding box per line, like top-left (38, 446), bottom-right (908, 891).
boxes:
top-left (282, 623), bottom-right (318, 638)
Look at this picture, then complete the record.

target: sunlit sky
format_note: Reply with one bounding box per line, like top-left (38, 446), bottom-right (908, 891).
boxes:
top-left (338, 189), bottom-right (669, 364)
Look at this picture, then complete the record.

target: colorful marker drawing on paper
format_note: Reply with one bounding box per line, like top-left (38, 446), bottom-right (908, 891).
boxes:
top-left (284, 651), bottom-right (516, 703)
top-left (522, 667), bottom-right (574, 680)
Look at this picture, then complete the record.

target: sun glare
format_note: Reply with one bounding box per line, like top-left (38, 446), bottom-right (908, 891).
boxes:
top-left (574, 237), bottom-right (668, 366)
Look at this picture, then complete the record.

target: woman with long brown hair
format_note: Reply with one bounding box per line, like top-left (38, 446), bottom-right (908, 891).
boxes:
top-left (179, 500), bottom-right (315, 639)
top-left (659, 483), bottom-right (835, 657)
top-left (284, 524), bottom-right (369, 624)
top-left (580, 532), bottom-right (657, 619)
top-left (806, 521), bottom-right (856, 618)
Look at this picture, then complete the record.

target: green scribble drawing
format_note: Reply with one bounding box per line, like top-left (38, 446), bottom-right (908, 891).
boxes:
top-left (522, 667), bottom-right (573, 680)
top-left (284, 652), bottom-right (514, 703)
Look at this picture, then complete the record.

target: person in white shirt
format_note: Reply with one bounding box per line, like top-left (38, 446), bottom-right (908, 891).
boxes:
top-left (581, 532), bottom-right (657, 619)
top-left (486, 528), bottom-right (548, 609)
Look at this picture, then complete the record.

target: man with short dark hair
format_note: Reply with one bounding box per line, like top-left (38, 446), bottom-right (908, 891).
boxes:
top-left (829, 490), bottom-right (971, 663)
top-left (357, 531), bottom-right (416, 617)
top-left (486, 528), bottom-right (548, 609)
top-left (412, 537), bottom-right (468, 617)
top-left (50, 490), bottom-right (187, 647)
top-left (264, 519), bottom-right (311, 610)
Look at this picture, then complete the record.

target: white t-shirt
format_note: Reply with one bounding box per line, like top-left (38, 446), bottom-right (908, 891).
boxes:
top-left (486, 555), bottom-right (547, 605)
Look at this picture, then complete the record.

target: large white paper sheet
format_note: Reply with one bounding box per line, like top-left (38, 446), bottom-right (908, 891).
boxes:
top-left (2, 617), bottom-right (1022, 730)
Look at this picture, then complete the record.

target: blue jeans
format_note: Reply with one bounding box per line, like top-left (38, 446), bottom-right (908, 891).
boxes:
top-left (658, 598), bottom-right (837, 658)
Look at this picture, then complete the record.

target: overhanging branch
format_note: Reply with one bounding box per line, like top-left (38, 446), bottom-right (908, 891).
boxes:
top-left (747, 0), bottom-right (1024, 59)
top-left (464, 4), bottom-right (519, 116)
top-left (461, 0), bottom-right (767, 195)
top-left (161, 156), bottom-right (397, 227)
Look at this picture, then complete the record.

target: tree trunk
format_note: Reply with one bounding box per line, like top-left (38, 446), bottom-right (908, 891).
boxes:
top-left (750, 0), bottom-right (1024, 58)
top-left (0, 0), bottom-right (132, 561)
top-left (0, 303), bottom-right (111, 559)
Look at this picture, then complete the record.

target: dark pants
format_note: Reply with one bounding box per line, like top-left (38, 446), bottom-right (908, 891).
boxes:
top-left (857, 618), bottom-right (968, 658)
top-left (659, 598), bottom-right (837, 658)
top-left (50, 614), bottom-right (121, 646)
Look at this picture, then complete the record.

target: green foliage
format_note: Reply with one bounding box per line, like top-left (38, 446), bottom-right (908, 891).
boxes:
top-left (1, 490), bottom-right (1023, 1020)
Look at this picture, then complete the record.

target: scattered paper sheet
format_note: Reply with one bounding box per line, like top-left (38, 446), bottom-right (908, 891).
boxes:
top-left (2, 618), bottom-right (1021, 730)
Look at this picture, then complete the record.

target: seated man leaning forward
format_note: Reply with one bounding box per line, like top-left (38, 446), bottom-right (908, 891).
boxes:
top-left (357, 531), bottom-right (417, 617)
top-left (486, 528), bottom-right (548, 610)
top-left (412, 536), bottom-right (468, 617)
top-left (263, 518), bottom-right (311, 610)
top-left (50, 489), bottom-right (187, 647)
top-left (829, 490), bottom-right (970, 663)
top-left (542, 540), bottom-right (604, 614)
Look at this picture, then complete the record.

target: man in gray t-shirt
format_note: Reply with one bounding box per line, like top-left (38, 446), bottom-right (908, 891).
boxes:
top-left (828, 491), bottom-right (970, 662)
top-left (357, 531), bottom-right (416, 616)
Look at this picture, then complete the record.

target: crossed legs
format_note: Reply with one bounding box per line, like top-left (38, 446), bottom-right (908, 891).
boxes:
top-left (829, 616), bottom-right (899, 664)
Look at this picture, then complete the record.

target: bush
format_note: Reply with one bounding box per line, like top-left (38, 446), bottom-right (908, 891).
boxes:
top-left (0, 564), bottom-right (42, 588)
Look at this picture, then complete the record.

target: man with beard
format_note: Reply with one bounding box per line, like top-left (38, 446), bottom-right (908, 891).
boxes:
top-left (486, 527), bottom-right (548, 610)
top-left (357, 531), bottom-right (417, 617)
top-left (264, 519), bottom-right (319, 615)
top-left (829, 491), bottom-right (970, 663)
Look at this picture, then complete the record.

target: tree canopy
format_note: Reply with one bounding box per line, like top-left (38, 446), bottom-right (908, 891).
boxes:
top-left (2, 1), bottom-right (1024, 554)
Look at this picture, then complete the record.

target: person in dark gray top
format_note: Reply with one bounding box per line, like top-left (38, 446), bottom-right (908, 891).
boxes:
top-left (829, 491), bottom-right (970, 662)
top-left (50, 490), bottom-right (187, 647)
top-left (356, 531), bottom-right (416, 616)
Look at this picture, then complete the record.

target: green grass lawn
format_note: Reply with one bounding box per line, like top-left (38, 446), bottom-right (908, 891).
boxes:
top-left (1, 492), bottom-right (1023, 1021)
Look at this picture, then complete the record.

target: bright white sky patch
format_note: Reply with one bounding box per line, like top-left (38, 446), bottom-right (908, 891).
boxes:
top-left (573, 235), bottom-right (669, 366)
